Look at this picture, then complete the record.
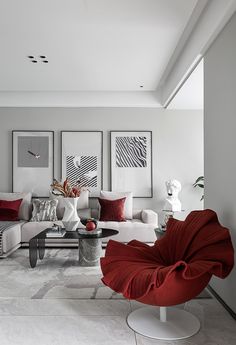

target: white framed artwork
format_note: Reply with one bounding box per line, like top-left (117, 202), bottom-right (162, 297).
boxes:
top-left (61, 131), bottom-right (103, 197)
top-left (110, 131), bottom-right (153, 198)
top-left (12, 131), bottom-right (54, 197)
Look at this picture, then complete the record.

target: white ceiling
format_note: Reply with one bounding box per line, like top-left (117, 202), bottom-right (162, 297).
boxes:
top-left (168, 59), bottom-right (203, 109)
top-left (0, 0), bottom-right (198, 91)
top-left (0, 0), bottom-right (235, 107)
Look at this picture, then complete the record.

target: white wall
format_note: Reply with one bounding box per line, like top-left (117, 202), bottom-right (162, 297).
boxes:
top-left (0, 107), bottom-right (203, 218)
top-left (205, 12), bottom-right (236, 313)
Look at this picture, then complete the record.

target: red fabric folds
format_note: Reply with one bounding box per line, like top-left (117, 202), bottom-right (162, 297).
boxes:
top-left (100, 209), bottom-right (234, 306)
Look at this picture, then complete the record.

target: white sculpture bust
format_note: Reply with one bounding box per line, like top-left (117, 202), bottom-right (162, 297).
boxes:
top-left (164, 179), bottom-right (182, 212)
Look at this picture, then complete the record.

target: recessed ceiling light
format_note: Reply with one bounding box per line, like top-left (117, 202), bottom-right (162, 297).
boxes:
top-left (27, 55), bottom-right (49, 63)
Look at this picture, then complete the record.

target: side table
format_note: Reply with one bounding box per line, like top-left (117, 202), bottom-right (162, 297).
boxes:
top-left (154, 227), bottom-right (166, 240)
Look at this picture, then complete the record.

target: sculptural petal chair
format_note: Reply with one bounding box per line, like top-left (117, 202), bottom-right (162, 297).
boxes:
top-left (101, 209), bottom-right (234, 340)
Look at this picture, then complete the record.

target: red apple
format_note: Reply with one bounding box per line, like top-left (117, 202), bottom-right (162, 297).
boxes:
top-left (86, 221), bottom-right (96, 231)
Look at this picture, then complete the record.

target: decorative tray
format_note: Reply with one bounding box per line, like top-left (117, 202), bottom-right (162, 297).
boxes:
top-left (77, 228), bottom-right (102, 236)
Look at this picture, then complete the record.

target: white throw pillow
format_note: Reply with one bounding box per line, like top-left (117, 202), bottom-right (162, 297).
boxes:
top-left (100, 191), bottom-right (133, 219)
top-left (77, 190), bottom-right (89, 209)
top-left (0, 192), bottom-right (32, 220)
top-left (50, 190), bottom-right (89, 219)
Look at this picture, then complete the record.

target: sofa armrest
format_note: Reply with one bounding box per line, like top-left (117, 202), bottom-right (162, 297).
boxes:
top-left (141, 209), bottom-right (158, 226)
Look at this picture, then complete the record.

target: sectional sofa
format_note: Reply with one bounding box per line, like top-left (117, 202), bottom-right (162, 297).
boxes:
top-left (0, 191), bottom-right (158, 258)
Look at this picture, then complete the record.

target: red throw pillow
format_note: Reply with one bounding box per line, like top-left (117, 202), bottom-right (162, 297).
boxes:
top-left (0, 199), bottom-right (23, 221)
top-left (98, 197), bottom-right (126, 222)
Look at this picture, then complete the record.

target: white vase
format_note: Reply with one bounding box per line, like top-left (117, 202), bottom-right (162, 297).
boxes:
top-left (62, 197), bottom-right (80, 231)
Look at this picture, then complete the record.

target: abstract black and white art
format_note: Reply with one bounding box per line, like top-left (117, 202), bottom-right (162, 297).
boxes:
top-left (66, 155), bottom-right (98, 188)
top-left (115, 136), bottom-right (147, 168)
top-left (111, 131), bottom-right (152, 197)
top-left (61, 131), bottom-right (103, 197)
top-left (12, 131), bottom-right (54, 197)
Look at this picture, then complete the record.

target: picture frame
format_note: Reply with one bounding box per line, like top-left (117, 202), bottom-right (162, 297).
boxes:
top-left (110, 131), bottom-right (153, 198)
top-left (61, 131), bottom-right (103, 197)
top-left (12, 130), bottom-right (54, 197)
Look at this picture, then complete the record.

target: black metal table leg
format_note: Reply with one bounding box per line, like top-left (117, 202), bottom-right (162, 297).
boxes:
top-left (38, 238), bottom-right (45, 260)
top-left (29, 238), bottom-right (38, 268)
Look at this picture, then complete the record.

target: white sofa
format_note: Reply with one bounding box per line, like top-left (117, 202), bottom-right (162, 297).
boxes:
top-left (20, 208), bottom-right (157, 244)
top-left (0, 192), bottom-right (158, 258)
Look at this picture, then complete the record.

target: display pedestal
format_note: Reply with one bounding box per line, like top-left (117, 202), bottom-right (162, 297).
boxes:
top-left (160, 209), bottom-right (185, 230)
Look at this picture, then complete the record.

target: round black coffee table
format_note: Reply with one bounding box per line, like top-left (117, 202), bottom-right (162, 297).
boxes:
top-left (29, 228), bottom-right (118, 268)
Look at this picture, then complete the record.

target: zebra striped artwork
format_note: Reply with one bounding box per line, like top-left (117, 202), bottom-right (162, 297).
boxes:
top-left (115, 136), bottom-right (147, 168)
top-left (111, 131), bottom-right (152, 197)
top-left (66, 155), bottom-right (98, 188)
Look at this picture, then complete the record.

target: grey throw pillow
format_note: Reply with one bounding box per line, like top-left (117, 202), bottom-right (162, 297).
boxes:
top-left (30, 199), bottom-right (58, 222)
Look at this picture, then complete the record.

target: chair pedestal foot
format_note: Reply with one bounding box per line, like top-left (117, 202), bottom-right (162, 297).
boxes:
top-left (127, 306), bottom-right (200, 340)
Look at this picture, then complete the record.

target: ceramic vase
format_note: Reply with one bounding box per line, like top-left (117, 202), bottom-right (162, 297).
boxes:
top-left (62, 197), bottom-right (80, 231)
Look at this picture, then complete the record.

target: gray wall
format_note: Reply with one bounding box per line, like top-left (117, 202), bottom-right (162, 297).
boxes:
top-left (205, 12), bottom-right (236, 312)
top-left (0, 107), bottom-right (203, 218)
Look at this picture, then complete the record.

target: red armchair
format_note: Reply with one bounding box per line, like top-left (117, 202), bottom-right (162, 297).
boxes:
top-left (101, 209), bottom-right (234, 340)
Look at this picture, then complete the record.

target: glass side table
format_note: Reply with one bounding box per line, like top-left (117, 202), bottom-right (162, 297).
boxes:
top-left (154, 227), bottom-right (166, 239)
top-left (161, 209), bottom-right (186, 230)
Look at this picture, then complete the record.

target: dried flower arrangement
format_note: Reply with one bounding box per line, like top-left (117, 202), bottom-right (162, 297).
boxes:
top-left (51, 178), bottom-right (82, 198)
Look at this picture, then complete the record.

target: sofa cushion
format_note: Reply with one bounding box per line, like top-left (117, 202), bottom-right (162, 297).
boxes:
top-left (21, 218), bottom-right (157, 244)
top-left (0, 192), bottom-right (32, 220)
top-left (100, 191), bottom-right (133, 219)
top-left (50, 190), bottom-right (89, 219)
top-left (21, 221), bottom-right (60, 242)
top-left (21, 219), bottom-right (89, 242)
top-left (98, 219), bottom-right (156, 243)
top-left (98, 197), bottom-right (126, 222)
top-left (0, 199), bottom-right (23, 221)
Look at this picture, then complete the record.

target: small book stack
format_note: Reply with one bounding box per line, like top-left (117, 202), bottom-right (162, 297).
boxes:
top-left (46, 227), bottom-right (66, 238)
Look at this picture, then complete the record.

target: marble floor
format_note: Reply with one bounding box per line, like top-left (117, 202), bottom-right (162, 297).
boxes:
top-left (0, 249), bottom-right (235, 345)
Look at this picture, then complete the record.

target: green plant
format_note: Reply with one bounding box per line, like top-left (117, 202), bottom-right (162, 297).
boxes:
top-left (193, 176), bottom-right (204, 201)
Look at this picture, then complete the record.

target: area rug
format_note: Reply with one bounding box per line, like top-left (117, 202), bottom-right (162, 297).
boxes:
top-left (0, 248), bottom-right (211, 300)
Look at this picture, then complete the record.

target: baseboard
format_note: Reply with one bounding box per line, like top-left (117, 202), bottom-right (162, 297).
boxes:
top-left (207, 285), bottom-right (236, 320)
